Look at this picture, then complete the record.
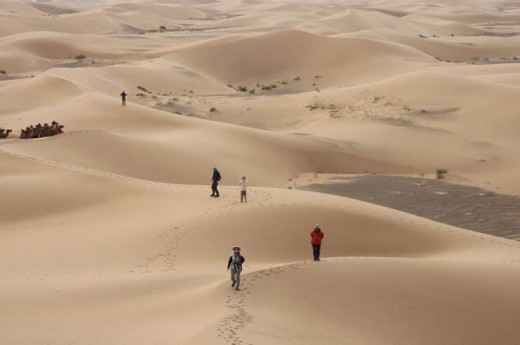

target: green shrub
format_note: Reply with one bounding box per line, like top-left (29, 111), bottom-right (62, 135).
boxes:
top-left (436, 169), bottom-right (448, 179)
top-left (258, 83), bottom-right (277, 91)
top-left (74, 54), bottom-right (86, 60)
top-left (0, 69), bottom-right (6, 75)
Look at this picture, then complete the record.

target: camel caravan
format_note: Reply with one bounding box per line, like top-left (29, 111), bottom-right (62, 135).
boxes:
top-left (0, 122), bottom-right (64, 139)
top-left (20, 122), bottom-right (64, 139)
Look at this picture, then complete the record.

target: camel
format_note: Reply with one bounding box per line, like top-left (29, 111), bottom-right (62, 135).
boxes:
top-left (0, 129), bottom-right (12, 138)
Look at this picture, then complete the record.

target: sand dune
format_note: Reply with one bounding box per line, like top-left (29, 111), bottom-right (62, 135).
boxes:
top-left (301, 8), bottom-right (483, 36)
top-left (0, 74), bottom-right (83, 113)
top-left (1, 98), bottom-right (401, 186)
top-left (2, 1), bottom-right (520, 345)
top-left (168, 29), bottom-right (432, 87)
top-left (231, 258), bottom-right (519, 345)
top-left (344, 29), bottom-right (520, 62)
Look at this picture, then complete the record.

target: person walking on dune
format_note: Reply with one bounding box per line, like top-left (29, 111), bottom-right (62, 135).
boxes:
top-left (227, 246), bottom-right (245, 291)
top-left (310, 224), bottom-right (324, 261)
top-left (238, 176), bottom-right (247, 203)
top-left (211, 167), bottom-right (221, 197)
top-left (120, 90), bottom-right (127, 106)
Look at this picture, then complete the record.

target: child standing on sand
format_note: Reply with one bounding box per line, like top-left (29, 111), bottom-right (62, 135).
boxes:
top-left (238, 176), bottom-right (247, 203)
top-left (227, 246), bottom-right (245, 291)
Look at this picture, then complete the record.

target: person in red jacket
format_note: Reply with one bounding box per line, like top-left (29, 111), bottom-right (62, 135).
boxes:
top-left (310, 224), bottom-right (324, 261)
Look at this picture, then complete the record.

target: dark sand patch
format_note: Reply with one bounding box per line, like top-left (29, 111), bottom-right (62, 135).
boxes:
top-left (300, 175), bottom-right (520, 241)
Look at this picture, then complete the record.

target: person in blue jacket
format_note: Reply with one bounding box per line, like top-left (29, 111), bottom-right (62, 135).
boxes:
top-left (211, 167), bottom-right (221, 197)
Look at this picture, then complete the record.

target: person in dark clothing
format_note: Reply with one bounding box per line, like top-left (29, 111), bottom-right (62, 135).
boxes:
top-left (227, 246), bottom-right (245, 291)
top-left (120, 91), bottom-right (127, 106)
top-left (310, 224), bottom-right (324, 261)
top-left (210, 167), bottom-right (221, 197)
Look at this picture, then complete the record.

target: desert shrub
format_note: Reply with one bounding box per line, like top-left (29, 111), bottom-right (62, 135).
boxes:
top-left (209, 107), bottom-right (217, 112)
top-left (74, 54), bottom-right (86, 60)
top-left (436, 169), bottom-right (448, 179)
top-left (159, 25), bottom-right (166, 32)
top-left (294, 76), bottom-right (301, 81)
top-left (248, 89), bottom-right (255, 94)
top-left (0, 69), bottom-right (6, 74)
top-left (137, 85), bottom-right (150, 93)
top-left (237, 85), bottom-right (248, 92)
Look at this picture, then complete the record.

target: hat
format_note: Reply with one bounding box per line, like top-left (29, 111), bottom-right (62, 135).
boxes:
top-left (232, 246), bottom-right (241, 250)
top-left (314, 224), bottom-right (321, 230)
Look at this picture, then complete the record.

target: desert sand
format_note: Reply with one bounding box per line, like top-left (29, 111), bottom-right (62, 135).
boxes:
top-left (1, 1), bottom-right (520, 344)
